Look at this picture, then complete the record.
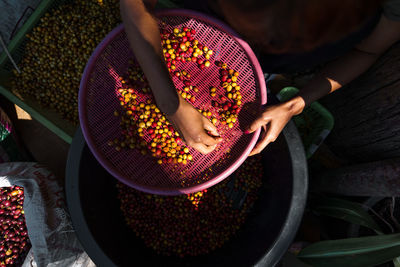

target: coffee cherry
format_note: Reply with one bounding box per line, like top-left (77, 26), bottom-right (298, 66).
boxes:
top-left (12, 0), bottom-right (121, 124)
top-left (117, 155), bottom-right (263, 257)
top-left (0, 186), bottom-right (30, 266)
top-left (112, 26), bottom-right (245, 164)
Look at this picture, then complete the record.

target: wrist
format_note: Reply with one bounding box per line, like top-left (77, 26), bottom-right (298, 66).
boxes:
top-left (157, 95), bottom-right (179, 116)
top-left (284, 96), bottom-right (305, 116)
top-left (152, 84), bottom-right (180, 115)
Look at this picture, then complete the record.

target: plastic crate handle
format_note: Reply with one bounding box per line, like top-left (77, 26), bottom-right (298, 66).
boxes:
top-left (0, 5), bottom-right (35, 74)
top-left (9, 6), bottom-right (35, 41)
top-left (0, 35), bottom-right (20, 73)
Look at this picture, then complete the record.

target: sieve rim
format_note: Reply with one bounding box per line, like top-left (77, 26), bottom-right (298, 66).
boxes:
top-left (79, 9), bottom-right (267, 195)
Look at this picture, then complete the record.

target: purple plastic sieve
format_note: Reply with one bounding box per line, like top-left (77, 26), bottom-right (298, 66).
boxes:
top-left (79, 9), bottom-right (267, 195)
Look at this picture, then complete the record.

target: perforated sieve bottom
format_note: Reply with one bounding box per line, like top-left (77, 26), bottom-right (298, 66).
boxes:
top-left (79, 9), bottom-right (267, 195)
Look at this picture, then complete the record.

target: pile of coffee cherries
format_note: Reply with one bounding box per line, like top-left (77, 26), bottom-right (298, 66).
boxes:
top-left (12, 0), bottom-right (121, 124)
top-left (110, 61), bottom-right (193, 165)
top-left (213, 62), bottom-right (242, 128)
top-left (161, 27), bottom-right (213, 72)
top-left (0, 186), bottom-right (30, 266)
top-left (111, 26), bottom-right (243, 165)
top-left (117, 155), bottom-right (263, 257)
top-left (173, 70), bottom-right (198, 104)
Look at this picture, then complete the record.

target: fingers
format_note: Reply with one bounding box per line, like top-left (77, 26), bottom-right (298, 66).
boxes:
top-left (185, 131), bottom-right (220, 154)
top-left (192, 143), bottom-right (217, 154)
top-left (202, 118), bottom-right (222, 145)
top-left (249, 124), bottom-right (278, 156)
top-left (185, 119), bottom-right (222, 154)
top-left (203, 118), bottom-right (220, 137)
top-left (246, 113), bottom-right (268, 134)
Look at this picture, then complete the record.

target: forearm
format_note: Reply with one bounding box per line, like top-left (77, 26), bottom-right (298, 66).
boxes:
top-left (299, 49), bottom-right (379, 106)
top-left (287, 15), bottom-right (400, 116)
top-left (248, 16), bottom-right (400, 154)
top-left (120, 0), bottom-right (179, 114)
top-left (286, 49), bottom-right (380, 116)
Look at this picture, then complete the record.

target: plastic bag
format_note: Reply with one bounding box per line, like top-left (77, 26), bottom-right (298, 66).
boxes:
top-left (0, 162), bottom-right (95, 267)
top-left (0, 107), bottom-right (28, 163)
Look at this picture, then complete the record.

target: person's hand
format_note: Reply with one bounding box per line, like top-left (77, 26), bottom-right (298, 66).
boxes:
top-left (168, 95), bottom-right (222, 154)
top-left (246, 96), bottom-right (305, 156)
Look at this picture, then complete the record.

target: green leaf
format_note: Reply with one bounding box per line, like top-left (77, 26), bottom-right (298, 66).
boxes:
top-left (393, 256), bottom-right (400, 267)
top-left (298, 233), bottom-right (400, 267)
top-left (156, 0), bottom-right (180, 8)
top-left (314, 197), bottom-right (382, 234)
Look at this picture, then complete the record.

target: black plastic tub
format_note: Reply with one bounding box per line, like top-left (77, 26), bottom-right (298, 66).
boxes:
top-left (65, 120), bottom-right (308, 267)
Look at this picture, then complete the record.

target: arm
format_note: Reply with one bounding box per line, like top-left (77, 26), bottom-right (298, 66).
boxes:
top-left (248, 15), bottom-right (400, 155)
top-left (120, 0), bottom-right (221, 153)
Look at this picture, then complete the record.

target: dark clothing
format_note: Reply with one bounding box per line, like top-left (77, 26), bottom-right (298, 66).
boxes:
top-left (183, 0), bottom-right (381, 73)
top-left (256, 12), bottom-right (381, 73)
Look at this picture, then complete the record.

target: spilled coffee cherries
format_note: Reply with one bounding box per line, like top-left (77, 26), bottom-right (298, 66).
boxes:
top-left (117, 155), bottom-right (263, 257)
top-left (0, 186), bottom-right (30, 266)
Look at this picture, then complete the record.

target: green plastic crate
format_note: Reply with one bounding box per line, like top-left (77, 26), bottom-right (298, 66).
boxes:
top-left (277, 86), bottom-right (334, 159)
top-left (0, 0), bottom-right (179, 144)
top-left (0, 0), bottom-right (75, 143)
